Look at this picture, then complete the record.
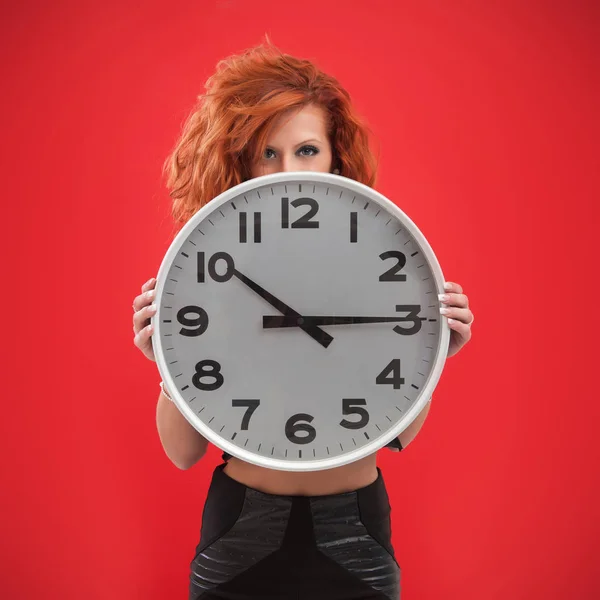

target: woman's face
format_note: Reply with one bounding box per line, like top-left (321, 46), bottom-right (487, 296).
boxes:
top-left (250, 104), bottom-right (334, 178)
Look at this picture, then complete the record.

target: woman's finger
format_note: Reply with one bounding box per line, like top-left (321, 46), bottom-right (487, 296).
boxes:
top-left (447, 317), bottom-right (472, 341)
top-left (141, 277), bottom-right (156, 293)
top-left (132, 288), bottom-right (156, 317)
top-left (439, 306), bottom-right (473, 325)
top-left (133, 302), bottom-right (157, 333)
top-left (438, 292), bottom-right (469, 309)
top-left (133, 323), bottom-right (155, 358)
top-left (134, 322), bottom-right (152, 345)
top-left (443, 281), bottom-right (463, 294)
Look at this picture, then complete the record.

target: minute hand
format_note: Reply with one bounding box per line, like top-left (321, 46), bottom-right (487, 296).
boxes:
top-left (263, 315), bottom-right (423, 327)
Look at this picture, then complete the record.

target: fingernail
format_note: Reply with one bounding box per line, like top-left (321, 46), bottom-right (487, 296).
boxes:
top-left (444, 282), bottom-right (452, 290)
top-left (438, 294), bottom-right (449, 302)
top-left (440, 307), bottom-right (450, 315)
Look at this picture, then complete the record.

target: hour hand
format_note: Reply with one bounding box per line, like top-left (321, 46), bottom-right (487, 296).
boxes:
top-left (232, 269), bottom-right (334, 348)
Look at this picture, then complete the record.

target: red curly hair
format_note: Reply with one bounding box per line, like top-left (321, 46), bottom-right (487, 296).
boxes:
top-left (162, 40), bottom-right (379, 231)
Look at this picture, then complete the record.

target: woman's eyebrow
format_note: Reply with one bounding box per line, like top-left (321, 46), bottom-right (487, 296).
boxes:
top-left (295, 138), bottom-right (322, 147)
top-left (265, 138), bottom-right (323, 151)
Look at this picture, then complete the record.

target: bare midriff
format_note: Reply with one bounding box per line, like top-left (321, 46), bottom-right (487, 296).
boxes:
top-left (222, 452), bottom-right (379, 496)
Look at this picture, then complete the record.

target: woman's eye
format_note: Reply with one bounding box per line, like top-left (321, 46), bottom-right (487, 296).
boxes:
top-left (263, 148), bottom-right (276, 159)
top-left (298, 145), bottom-right (319, 157)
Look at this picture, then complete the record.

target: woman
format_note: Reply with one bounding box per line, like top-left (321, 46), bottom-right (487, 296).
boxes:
top-left (132, 41), bottom-right (474, 600)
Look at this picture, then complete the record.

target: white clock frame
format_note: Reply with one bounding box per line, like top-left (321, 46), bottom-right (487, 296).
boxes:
top-left (152, 171), bottom-right (450, 472)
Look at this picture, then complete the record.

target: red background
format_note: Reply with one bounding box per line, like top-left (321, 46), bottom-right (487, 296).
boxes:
top-left (1, 1), bottom-right (598, 598)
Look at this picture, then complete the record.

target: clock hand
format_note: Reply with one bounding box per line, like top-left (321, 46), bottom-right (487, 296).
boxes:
top-left (231, 269), bottom-right (334, 348)
top-left (263, 315), bottom-right (427, 327)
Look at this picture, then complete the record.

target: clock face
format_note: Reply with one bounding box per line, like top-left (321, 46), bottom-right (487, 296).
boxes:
top-left (152, 172), bottom-right (449, 472)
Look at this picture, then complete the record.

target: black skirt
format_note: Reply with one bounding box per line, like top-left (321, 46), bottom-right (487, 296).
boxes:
top-left (189, 463), bottom-right (401, 600)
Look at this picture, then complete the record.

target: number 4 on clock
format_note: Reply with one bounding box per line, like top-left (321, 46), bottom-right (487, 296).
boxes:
top-left (376, 359), bottom-right (405, 389)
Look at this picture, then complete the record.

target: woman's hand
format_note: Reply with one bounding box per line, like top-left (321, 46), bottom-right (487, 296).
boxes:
top-left (132, 277), bottom-right (158, 362)
top-left (439, 281), bottom-right (474, 358)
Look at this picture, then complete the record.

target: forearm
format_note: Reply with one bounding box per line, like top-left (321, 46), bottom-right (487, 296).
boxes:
top-left (156, 391), bottom-right (210, 469)
top-left (398, 398), bottom-right (432, 449)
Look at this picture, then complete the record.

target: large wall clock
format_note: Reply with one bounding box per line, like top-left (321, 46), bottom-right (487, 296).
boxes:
top-left (152, 171), bottom-right (449, 472)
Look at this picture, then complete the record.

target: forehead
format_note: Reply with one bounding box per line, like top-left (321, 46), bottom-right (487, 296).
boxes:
top-left (267, 104), bottom-right (329, 142)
